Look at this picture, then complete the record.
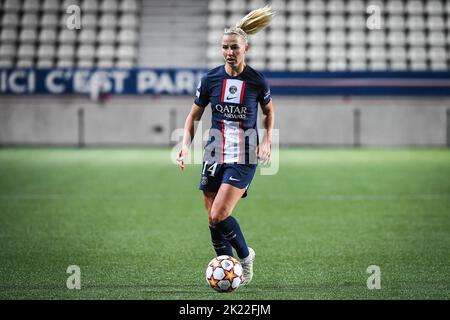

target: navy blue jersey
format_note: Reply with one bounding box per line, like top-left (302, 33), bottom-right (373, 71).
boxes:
top-left (194, 65), bottom-right (272, 164)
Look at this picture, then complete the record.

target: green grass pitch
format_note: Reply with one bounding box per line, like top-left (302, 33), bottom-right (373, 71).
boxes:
top-left (0, 148), bottom-right (449, 300)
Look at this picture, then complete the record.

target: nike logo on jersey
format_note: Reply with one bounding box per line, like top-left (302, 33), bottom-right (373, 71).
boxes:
top-left (229, 176), bottom-right (240, 181)
top-left (226, 95), bottom-right (237, 100)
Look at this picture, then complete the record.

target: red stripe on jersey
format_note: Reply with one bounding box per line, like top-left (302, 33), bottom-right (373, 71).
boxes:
top-left (239, 81), bottom-right (246, 104)
top-left (221, 79), bottom-right (227, 102)
top-left (239, 120), bottom-right (244, 163)
top-left (221, 120), bottom-right (225, 163)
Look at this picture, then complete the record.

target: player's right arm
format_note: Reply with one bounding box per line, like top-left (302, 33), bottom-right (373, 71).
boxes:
top-left (177, 103), bottom-right (205, 171)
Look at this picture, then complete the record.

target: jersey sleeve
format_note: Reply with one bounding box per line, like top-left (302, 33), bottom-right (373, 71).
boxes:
top-left (194, 75), bottom-right (210, 108)
top-left (258, 75), bottom-right (272, 106)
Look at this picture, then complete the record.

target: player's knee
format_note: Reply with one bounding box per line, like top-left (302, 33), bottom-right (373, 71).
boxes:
top-left (209, 207), bottom-right (229, 225)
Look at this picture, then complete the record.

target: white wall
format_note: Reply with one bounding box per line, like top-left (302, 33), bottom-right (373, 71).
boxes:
top-left (0, 96), bottom-right (448, 147)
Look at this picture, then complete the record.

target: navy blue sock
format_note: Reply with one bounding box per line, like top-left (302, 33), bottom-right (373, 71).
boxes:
top-left (215, 216), bottom-right (249, 259)
top-left (209, 225), bottom-right (233, 257)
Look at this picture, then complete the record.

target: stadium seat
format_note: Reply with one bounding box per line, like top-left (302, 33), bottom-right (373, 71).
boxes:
top-left (426, 1), bottom-right (444, 15)
top-left (57, 59), bottom-right (75, 68)
top-left (20, 29), bottom-right (38, 44)
top-left (307, 45), bottom-right (326, 61)
top-left (267, 60), bottom-right (287, 71)
top-left (327, 30), bottom-right (346, 46)
top-left (116, 59), bottom-right (134, 68)
top-left (408, 31), bottom-right (426, 46)
top-left (77, 44), bottom-right (96, 59)
top-left (410, 61), bottom-right (428, 71)
top-left (117, 45), bottom-right (136, 60)
top-left (77, 59), bottom-right (95, 68)
top-left (118, 29), bottom-right (138, 44)
top-left (285, 1), bottom-right (303, 13)
top-left (309, 60), bottom-right (327, 71)
top-left (327, 0), bottom-right (345, 13)
top-left (287, 45), bottom-right (306, 60)
top-left (287, 30), bottom-right (306, 46)
top-left (307, 30), bottom-right (326, 46)
top-left (287, 14), bottom-right (306, 30)
top-left (327, 15), bottom-right (346, 29)
top-left (347, 15), bottom-right (365, 30)
top-left (270, 14), bottom-right (286, 30)
top-left (62, 0), bottom-right (81, 11)
top-left (348, 31), bottom-right (365, 46)
top-left (430, 61), bottom-right (447, 71)
top-left (267, 45), bottom-right (286, 61)
top-left (250, 30), bottom-right (267, 46)
top-left (16, 59), bottom-right (35, 68)
top-left (0, 29), bottom-right (18, 43)
top-left (267, 29), bottom-right (286, 45)
top-left (2, 13), bottom-right (20, 28)
top-left (121, 0), bottom-right (139, 13)
top-left (369, 60), bottom-right (388, 71)
top-left (348, 46), bottom-right (366, 62)
top-left (59, 30), bottom-right (78, 44)
top-left (18, 44), bottom-right (36, 59)
top-left (369, 46), bottom-right (387, 62)
top-left (406, 0), bottom-right (424, 14)
top-left (328, 46), bottom-right (346, 60)
top-left (101, 0), bottom-right (119, 13)
top-left (349, 60), bottom-right (367, 70)
top-left (3, 0), bottom-right (21, 12)
top-left (58, 44), bottom-right (76, 59)
top-left (427, 16), bottom-right (445, 31)
top-left (367, 30), bottom-right (386, 46)
top-left (0, 44), bottom-right (16, 59)
top-left (389, 46), bottom-right (407, 62)
top-left (428, 31), bottom-right (446, 46)
top-left (208, 14), bottom-right (227, 29)
top-left (97, 59), bottom-right (115, 68)
top-left (23, 0), bottom-right (40, 12)
top-left (287, 60), bottom-right (306, 71)
top-left (407, 15), bottom-right (425, 30)
top-left (100, 14), bottom-right (117, 29)
top-left (229, 0), bottom-right (246, 13)
top-left (97, 45), bottom-right (116, 59)
top-left (79, 29), bottom-right (97, 44)
top-left (119, 14), bottom-right (138, 29)
top-left (307, 0), bottom-right (325, 14)
top-left (391, 61), bottom-right (407, 71)
top-left (387, 16), bottom-right (405, 30)
top-left (268, 0), bottom-right (286, 12)
top-left (428, 46), bottom-right (447, 62)
top-left (80, 14), bottom-right (98, 29)
top-left (328, 60), bottom-right (347, 71)
top-left (386, 1), bottom-right (404, 15)
top-left (37, 44), bottom-right (56, 59)
top-left (307, 14), bottom-right (326, 30)
top-left (37, 59), bottom-right (55, 68)
top-left (249, 60), bottom-right (266, 70)
top-left (41, 13), bottom-right (59, 28)
top-left (387, 31), bottom-right (406, 46)
top-left (21, 13), bottom-right (40, 28)
top-left (248, 45), bottom-right (265, 60)
top-left (98, 29), bottom-right (116, 44)
top-left (346, 0), bottom-right (365, 13)
top-left (208, 0), bottom-right (226, 13)
top-left (0, 59), bottom-right (15, 68)
top-left (408, 47), bottom-right (427, 62)
top-left (42, 0), bottom-right (60, 12)
top-left (81, 0), bottom-right (99, 13)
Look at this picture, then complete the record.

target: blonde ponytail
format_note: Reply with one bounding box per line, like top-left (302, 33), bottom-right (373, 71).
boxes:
top-left (224, 5), bottom-right (275, 42)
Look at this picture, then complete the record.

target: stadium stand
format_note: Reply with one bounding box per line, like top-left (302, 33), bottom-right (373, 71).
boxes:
top-left (0, 0), bottom-right (141, 68)
top-left (206, 0), bottom-right (450, 71)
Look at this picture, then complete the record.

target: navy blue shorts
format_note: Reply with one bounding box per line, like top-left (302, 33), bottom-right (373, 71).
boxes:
top-left (199, 162), bottom-right (257, 198)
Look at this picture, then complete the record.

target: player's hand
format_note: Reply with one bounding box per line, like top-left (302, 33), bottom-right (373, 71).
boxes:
top-left (176, 147), bottom-right (189, 171)
top-left (257, 142), bottom-right (271, 164)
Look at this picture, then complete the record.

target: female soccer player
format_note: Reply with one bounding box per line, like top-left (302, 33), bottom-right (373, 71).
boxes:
top-left (176, 6), bottom-right (275, 286)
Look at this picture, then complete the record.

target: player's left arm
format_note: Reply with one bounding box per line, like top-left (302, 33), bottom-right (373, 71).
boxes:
top-left (258, 100), bottom-right (274, 163)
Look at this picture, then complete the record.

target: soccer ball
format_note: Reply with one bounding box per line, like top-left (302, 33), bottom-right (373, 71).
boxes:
top-left (205, 255), bottom-right (243, 292)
